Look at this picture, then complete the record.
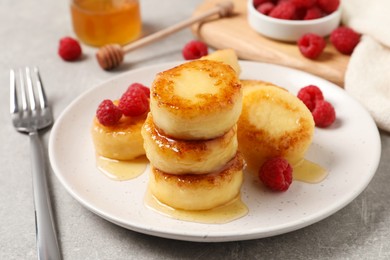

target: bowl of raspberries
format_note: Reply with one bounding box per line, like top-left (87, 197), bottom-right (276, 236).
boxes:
top-left (248, 0), bottom-right (341, 42)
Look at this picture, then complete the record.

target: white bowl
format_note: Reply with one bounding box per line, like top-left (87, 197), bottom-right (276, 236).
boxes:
top-left (247, 0), bottom-right (341, 42)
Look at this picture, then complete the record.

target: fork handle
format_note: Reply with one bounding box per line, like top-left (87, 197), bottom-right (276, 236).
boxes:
top-left (30, 131), bottom-right (62, 260)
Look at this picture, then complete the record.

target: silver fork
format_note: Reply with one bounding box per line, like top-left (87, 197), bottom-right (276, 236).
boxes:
top-left (10, 67), bottom-right (62, 260)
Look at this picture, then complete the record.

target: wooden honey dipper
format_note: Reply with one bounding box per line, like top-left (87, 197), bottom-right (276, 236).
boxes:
top-left (96, 1), bottom-right (234, 70)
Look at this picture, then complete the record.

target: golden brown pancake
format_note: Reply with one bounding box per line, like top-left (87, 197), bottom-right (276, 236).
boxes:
top-left (148, 153), bottom-right (245, 211)
top-left (91, 112), bottom-right (147, 160)
top-left (142, 112), bottom-right (238, 174)
top-left (237, 80), bottom-right (315, 173)
top-left (150, 59), bottom-right (242, 140)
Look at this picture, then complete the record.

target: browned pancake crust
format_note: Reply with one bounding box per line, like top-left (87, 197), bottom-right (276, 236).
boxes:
top-left (151, 152), bottom-right (245, 188)
top-left (143, 112), bottom-right (236, 158)
top-left (238, 80), bottom-right (314, 170)
top-left (151, 60), bottom-right (241, 117)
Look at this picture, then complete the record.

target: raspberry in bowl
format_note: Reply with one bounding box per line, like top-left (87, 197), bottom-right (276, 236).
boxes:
top-left (247, 0), bottom-right (341, 42)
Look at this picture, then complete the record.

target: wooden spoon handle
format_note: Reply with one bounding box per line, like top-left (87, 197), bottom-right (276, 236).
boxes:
top-left (122, 1), bottom-right (234, 53)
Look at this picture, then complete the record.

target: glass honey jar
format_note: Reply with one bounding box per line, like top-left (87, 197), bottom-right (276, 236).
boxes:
top-left (71, 0), bottom-right (142, 47)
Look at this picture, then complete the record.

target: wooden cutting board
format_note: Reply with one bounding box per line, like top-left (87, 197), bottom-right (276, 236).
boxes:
top-left (191, 0), bottom-right (349, 87)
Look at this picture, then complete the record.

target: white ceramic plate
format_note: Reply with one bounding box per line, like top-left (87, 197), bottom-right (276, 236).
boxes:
top-left (49, 61), bottom-right (381, 242)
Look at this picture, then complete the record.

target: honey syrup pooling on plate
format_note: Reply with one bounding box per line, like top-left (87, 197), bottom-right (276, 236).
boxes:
top-left (293, 159), bottom-right (328, 183)
top-left (96, 155), bottom-right (148, 181)
top-left (144, 188), bottom-right (248, 224)
top-left (71, 0), bottom-right (141, 46)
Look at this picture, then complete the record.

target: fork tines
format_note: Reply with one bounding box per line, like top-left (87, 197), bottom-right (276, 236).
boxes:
top-left (10, 67), bottom-right (48, 115)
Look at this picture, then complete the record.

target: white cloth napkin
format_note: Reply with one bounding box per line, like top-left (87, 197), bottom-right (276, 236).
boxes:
top-left (342, 0), bottom-right (390, 131)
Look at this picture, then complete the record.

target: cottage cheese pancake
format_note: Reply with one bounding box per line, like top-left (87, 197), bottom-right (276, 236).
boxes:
top-left (148, 153), bottom-right (245, 211)
top-left (142, 112), bottom-right (237, 175)
top-left (237, 80), bottom-right (315, 173)
top-left (150, 60), bottom-right (242, 140)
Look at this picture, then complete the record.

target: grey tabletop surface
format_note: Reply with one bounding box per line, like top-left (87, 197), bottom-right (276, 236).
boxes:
top-left (1, 0), bottom-right (390, 259)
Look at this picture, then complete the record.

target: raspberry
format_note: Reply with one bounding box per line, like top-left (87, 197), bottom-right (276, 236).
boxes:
top-left (253, 0), bottom-right (272, 8)
top-left (256, 2), bottom-right (275, 15)
top-left (293, 7), bottom-right (307, 20)
top-left (312, 100), bottom-right (336, 127)
top-left (58, 37), bottom-right (82, 61)
top-left (118, 85), bottom-right (149, 117)
top-left (297, 85), bottom-right (324, 111)
top-left (269, 2), bottom-right (296, 20)
top-left (317, 0), bottom-right (339, 14)
top-left (127, 83), bottom-right (150, 97)
top-left (259, 0), bottom-right (337, 21)
top-left (330, 27), bottom-right (361, 55)
top-left (182, 40), bottom-right (208, 60)
top-left (259, 157), bottom-right (293, 192)
top-left (96, 100), bottom-right (122, 126)
top-left (291, 0), bottom-right (316, 8)
top-left (276, 0), bottom-right (290, 4)
top-left (304, 6), bottom-right (323, 20)
top-left (298, 33), bottom-right (326, 59)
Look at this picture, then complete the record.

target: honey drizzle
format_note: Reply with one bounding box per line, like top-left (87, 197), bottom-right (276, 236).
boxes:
top-left (95, 155), bottom-right (326, 224)
top-left (144, 188), bottom-right (248, 224)
top-left (293, 159), bottom-right (328, 183)
top-left (96, 155), bottom-right (148, 181)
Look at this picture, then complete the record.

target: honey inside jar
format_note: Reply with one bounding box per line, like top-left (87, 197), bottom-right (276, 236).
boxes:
top-left (71, 0), bottom-right (141, 47)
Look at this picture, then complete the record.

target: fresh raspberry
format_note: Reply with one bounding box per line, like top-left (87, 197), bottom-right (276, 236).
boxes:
top-left (293, 7), bottom-right (307, 20)
top-left (298, 33), bottom-right (326, 59)
top-left (297, 85), bottom-right (324, 111)
top-left (118, 85), bottom-right (149, 117)
top-left (269, 2), bottom-right (296, 20)
top-left (317, 0), bottom-right (339, 14)
top-left (58, 37), bottom-right (82, 61)
top-left (127, 83), bottom-right (150, 97)
top-left (276, 0), bottom-right (291, 4)
top-left (96, 100), bottom-right (123, 126)
top-left (291, 0), bottom-right (316, 8)
top-left (304, 6), bottom-right (323, 20)
top-left (182, 40), bottom-right (208, 60)
top-left (256, 2), bottom-right (275, 15)
top-left (259, 157), bottom-right (293, 192)
top-left (330, 27), bottom-right (361, 55)
top-left (253, 0), bottom-right (272, 8)
top-left (312, 100), bottom-right (336, 127)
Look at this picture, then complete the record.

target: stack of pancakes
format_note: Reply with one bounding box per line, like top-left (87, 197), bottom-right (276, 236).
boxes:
top-left (142, 59), bottom-right (245, 211)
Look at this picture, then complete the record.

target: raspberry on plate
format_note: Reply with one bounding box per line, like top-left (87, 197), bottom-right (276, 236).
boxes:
top-left (298, 33), bottom-right (326, 59)
top-left (96, 99), bottom-right (123, 126)
top-left (118, 85), bottom-right (149, 117)
top-left (297, 85), bottom-right (324, 111)
top-left (182, 40), bottom-right (208, 60)
top-left (58, 36), bottom-right (82, 61)
top-left (259, 157), bottom-right (293, 191)
top-left (312, 100), bottom-right (336, 127)
top-left (269, 1), bottom-right (296, 20)
top-left (127, 82), bottom-right (150, 97)
top-left (330, 26), bottom-right (361, 55)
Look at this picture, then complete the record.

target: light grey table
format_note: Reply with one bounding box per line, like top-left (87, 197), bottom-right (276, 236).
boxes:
top-left (1, 0), bottom-right (389, 259)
